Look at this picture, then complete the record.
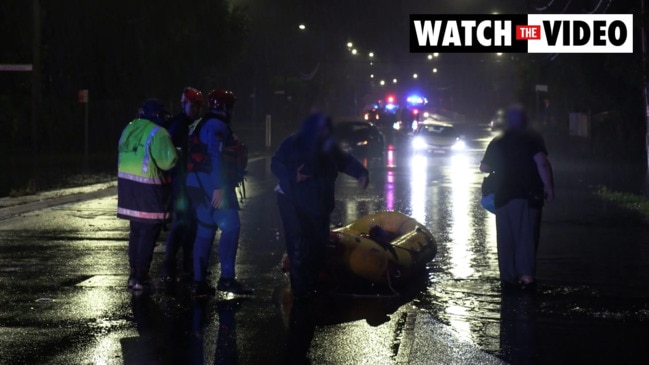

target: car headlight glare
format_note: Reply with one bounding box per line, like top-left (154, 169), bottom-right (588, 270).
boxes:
top-left (451, 139), bottom-right (466, 150)
top-left (412, 136), bottom-right (427, 150)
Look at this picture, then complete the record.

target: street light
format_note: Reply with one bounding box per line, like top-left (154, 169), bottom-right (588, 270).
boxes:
top-left (433, 68), bottom-right (438, 73)
top-left (393, 78), bottom-right (398, 84)
top-left (427, 54), bottom-right (433, 60)
top-left (351, 49), bottom-right (358, 55)
top-left (298, 24), bottom-right (306, 30)
top-left (413, 73), bottom-right (418, 79)
top-left (433, 52), bottom-right (439, 57)
top-left (380, 80), bottom-right (385, 86)
top-left (370, 74), bottom-right (374, 78)
top-left (496, 52), bottom-right (503, 56)
top-left (369, 52), bottom-right (374, 58)
top-left (347, 42), bottom-right (353, 48)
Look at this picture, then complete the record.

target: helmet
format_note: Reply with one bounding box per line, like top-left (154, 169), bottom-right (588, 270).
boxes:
top-left (181, 87), bottom-right (204, 106)
top-left (207, 89), bottom-right (236, 110)
top-left (140, 98), bottom-right (170, 126)
top-left (141, 98), bottom-right (165, 116)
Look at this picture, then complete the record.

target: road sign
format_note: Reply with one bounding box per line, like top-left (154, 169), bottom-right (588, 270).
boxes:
top-left (78, 89), bottom-right (88, 104)
top-left (78, 89), bottom-right (90, 163)
top-left (535, 84), bottom-right (548, 92)
top-left (0, 64), bottom-right (33, 72)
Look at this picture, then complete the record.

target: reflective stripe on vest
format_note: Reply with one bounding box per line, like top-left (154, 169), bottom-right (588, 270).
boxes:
top-left (118, 171), bottom-right (163, 185)
top-left (117, 207), bottom-right (168, 220)
top-left (142, 126), bottom-right (161, 174)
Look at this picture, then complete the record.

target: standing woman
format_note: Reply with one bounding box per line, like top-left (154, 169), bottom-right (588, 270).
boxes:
top-left (480, 105), bottom-right (554, 290)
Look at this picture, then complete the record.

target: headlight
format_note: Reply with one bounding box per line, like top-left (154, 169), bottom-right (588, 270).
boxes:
top-left (451, 139), bottom-right (466, 151)
top-left (356, 140), bottom-right (368, 146)
top-left (412, 136), bottom-right (427, 150)
top-left (393, 121), bottom-right (401, 130)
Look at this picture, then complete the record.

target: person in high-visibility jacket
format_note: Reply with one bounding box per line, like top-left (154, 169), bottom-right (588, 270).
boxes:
top-left (117, 98), bottom-right (178, 290)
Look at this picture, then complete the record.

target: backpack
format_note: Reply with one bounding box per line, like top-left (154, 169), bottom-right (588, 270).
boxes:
top-left (222, 135), bottom-right (248, 187)
top-left (187, 115), bottom-right (248, 189)
top-left (187, 118), bottom-right (211, 173)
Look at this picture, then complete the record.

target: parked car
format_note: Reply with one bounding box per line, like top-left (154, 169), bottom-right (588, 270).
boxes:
top-left (411, 122), bottom-right (466, 153)
top-left (334, 121), bottom-right (385, 158)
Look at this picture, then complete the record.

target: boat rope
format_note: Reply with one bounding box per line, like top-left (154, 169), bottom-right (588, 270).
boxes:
top-left (332, 249), bottom-right (401, 299)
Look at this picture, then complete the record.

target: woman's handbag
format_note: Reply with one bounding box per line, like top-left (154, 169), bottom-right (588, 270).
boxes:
top-left (481, 173), bottom-right (497, 214)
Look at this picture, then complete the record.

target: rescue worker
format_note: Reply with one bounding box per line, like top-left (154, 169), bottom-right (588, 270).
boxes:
top-left (161, 87), bottom-right (204, 282)
top-left (271, 113), bottom-right (370, 300)
top-left (186, 89), bottom-right (251, 296)
top-left (117, 98), bottom-right (177, 290)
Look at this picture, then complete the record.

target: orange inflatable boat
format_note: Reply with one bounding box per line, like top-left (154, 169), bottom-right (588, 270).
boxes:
top-left (326, 211), bottom-right (437, 286)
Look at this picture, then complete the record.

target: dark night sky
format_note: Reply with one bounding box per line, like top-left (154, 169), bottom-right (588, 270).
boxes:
top-left (0, 0), bottom-right (644, 156)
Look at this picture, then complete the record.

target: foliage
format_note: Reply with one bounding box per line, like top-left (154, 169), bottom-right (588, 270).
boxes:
top-left (0, 0), bottom-right (250, 155)
top-left (8, 179), bottom-right (38, 198)
top-left (596, 186), bottom-right (649, 220)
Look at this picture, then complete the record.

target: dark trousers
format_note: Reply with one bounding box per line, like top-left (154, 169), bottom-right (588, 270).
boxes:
top-left (163, 172), bottom-right (196, 276)
top-left (495, 199), bottom-right (542, 283)
top-left (128, 221), bottom-right (163, 280)
top-left (164, 189), bottom-right (196, 276)
top-left (277, 193), bottom-right (330, 298)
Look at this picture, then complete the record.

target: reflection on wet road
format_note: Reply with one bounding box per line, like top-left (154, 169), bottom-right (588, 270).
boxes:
top-left (1, 127), bottom-right (649, 364)
top-left (333, 128), bottom-right (649, 363)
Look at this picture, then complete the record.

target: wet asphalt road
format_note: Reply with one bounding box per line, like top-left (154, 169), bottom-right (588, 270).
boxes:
top-left (1, 126), bottom-right (649, 364)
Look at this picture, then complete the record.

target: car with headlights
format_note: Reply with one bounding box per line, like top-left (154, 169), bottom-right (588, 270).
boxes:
top-left (489, 108), bottom-right (505, 131)
top-left (334, 121), bottom-right (385, 158)
top-left (411, 122), bottom-right (466, 153)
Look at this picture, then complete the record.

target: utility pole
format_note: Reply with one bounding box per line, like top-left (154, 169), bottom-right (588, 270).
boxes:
top-left (642, 0), bottom-right (649, 167)
top-left (31, 0), bottom-right (41, 170)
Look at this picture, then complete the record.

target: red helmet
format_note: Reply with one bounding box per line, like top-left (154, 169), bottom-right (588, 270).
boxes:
top-left (181, 87), bottom-right (204, 106)
top-left (208, 89), bottom-right (236, 110)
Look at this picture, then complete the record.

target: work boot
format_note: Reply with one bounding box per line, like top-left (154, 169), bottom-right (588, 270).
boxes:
top-left (127, 267), bottom-right (137, 288)
top-left (132, 274), bottom-right (152, 291)
top-left (160, 259), bottom-right (177, 282)
top-left (217, 278), bottom-right (254, 295)
top-left (192, 281), bottom-right (216, 297)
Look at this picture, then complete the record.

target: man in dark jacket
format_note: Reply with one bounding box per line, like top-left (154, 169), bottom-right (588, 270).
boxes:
top-left (271, 113), bottom-right (370, 299)
top-left (480, 105), bottom-right (554, 290)
top-left (162, 87), bottom-right (204, 282)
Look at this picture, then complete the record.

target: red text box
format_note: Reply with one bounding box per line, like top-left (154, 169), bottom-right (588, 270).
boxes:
top-left (516, 25), bottom-right (541, 40)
